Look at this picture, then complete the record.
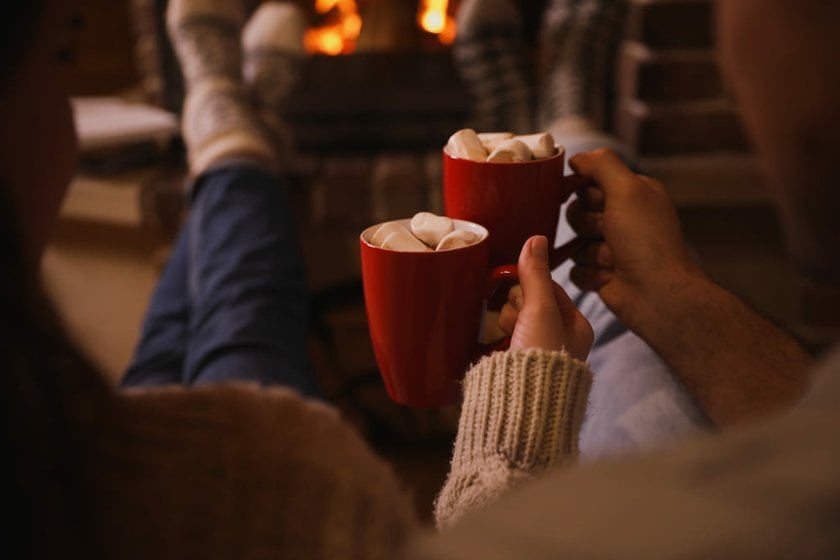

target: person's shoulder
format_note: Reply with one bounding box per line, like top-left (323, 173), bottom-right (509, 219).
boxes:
top-left (103, 386), bottom-right (418, 556)
top-left (118, 382), bottom-right (343, 439)
top-left (114, 382), bottom-right (403, 486)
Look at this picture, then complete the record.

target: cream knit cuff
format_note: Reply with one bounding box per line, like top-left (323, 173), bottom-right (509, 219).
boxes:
top-left (434, 348), bottom-right (592, 530)
top-left (454, 348), bottom-right (592, 471)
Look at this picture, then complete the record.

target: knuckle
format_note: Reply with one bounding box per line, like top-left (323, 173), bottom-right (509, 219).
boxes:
top-left (640, 174), bottom-right (667, 193)
top-left (590, 147), bottom-right (615, 160)
top-left (622, 174), bottom-right (649, 193)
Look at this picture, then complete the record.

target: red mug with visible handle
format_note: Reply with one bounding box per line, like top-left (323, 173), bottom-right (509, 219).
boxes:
top-left (443, 148), bottom-right (589, 268)
top-left (360, 219), bottom-right (517, 408)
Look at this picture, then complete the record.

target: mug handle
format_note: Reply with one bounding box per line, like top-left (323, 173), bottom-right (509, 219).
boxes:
top-left (549, 237), bottom-right (584, 270)
top-left (547, 172), bottom-right (595, 269)
top-left (479, 264), bottom-right (519, 353)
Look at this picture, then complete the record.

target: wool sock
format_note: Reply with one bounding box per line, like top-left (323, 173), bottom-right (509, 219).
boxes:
top-left (453, 0), bottom-right (534, 134)
top-left (167, 0), bottom-right (276, 176)
top-left (242, 2), bottom-right (307, 167)
top-left (536, 0), bottom-right (626, 134)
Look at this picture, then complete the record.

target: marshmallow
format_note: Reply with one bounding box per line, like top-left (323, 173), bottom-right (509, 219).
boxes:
top-left (381, 230), bottom-right (433, 252)
top-left (435, 228), bottom-right (481, 251)
top-left (369, 213), bottom-right (482, 253)
top-left (477, 131), bottom-right (514, 152)
top-left (446, 128), bottom-right (489, 162)
top-left (410, 212), bottom-right (454, 247)
top-left (370, 221), bottom-right (413, 247)
top-left (514, 132), bottom-right (557, 159)
top-left (487, 138), bottom-right (533, 162)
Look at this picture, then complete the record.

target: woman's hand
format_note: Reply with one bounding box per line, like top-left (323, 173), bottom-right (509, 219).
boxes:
top-left (566, 148), bottom-right (707, 332)
top-left (498, 236), bottom-right (593, 361)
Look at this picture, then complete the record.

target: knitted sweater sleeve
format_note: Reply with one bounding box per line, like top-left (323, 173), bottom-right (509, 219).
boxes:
top-left (433, 348), bottom-right (592, 530)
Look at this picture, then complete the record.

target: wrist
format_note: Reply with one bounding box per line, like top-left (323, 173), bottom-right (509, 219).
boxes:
top-left (629, 267), bottom-right (718, 343)
top-left (454, 349), bottom-right (592, 471)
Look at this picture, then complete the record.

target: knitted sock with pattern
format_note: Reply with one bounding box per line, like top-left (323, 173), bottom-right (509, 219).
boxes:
top-left (242, 2), bottom-right (307, 169)
top-left (167, 0), bottom-right (276, 176)
top-left (453, 0), bottom-right (534, 134)
top-left (536, 0), bottom-right (626, 135)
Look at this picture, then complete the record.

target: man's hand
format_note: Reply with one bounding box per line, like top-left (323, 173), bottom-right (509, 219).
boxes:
top-left (564, 149), bottom-right (811, 426)
top-left (498, 236), bottom-right (593, 361)
top-left (566, 148), bottom-right (707, 331)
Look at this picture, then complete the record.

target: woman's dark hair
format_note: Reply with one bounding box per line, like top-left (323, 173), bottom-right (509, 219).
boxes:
top-left (0, 3), bottom-right (42, 75)
top-left (1, 2), bottom-right (111, 557)
top-left (1, 186), bottom-right (110, 558)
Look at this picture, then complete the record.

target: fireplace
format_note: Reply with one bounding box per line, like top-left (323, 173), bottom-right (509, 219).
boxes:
top-left (133, 1), bottom-right (481, 151)
top-left (129, 0), bottom-right (560, 274)
top-left (281, 0), bottom-right (469, 151)
top-left (286, 52), bottom-right (469, 152)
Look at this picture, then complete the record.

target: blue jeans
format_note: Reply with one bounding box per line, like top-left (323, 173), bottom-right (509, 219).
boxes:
top-left (123, 165), bottom-right (318, 398)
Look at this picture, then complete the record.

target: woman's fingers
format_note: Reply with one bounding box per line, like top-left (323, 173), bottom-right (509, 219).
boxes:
top-left (508, 236), bottom-right (567, 352)
top-left (507, 284), bottom-right (523, 308)
top-left (498, 302), bottom-right (517, 335)
top-left (517, 236), bottom-right (558, 308)
top-left (507, 236), bottom-right (594, 358)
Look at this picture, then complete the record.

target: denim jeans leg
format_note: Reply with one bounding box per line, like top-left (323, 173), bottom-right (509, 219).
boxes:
top-left (122, 228), bottom-right (190, 387)
top-left (183, 165), bottom-right (318, 397)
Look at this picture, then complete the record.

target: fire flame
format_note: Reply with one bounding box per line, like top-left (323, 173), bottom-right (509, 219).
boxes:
top-left (305, 0), bottom-right (458, 55)
top-left (418, 0), bottom-right (456, 45)
top-left (304, 0), bottom-right (362, 55)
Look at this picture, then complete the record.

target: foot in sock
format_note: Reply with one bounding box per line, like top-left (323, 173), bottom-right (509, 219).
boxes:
top-left (167, 0), bottom-right (276, 176)
top-left (242, 2), bottom-right (307, 168)
top-left (536, 0), bottom-right (626, 135)
top-left (453, 0), bottom-right (534, 134)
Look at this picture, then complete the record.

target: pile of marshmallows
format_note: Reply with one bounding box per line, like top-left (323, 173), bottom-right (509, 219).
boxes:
top-left (369, 128), bottom-right (562, 253)
top-left (369, 212), bottom-right (481, 253)
top-left (445, 128), bottom-right (560, 163)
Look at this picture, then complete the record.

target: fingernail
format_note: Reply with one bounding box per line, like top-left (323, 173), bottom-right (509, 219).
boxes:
top-left (531, 236), bottom-right (548, 261)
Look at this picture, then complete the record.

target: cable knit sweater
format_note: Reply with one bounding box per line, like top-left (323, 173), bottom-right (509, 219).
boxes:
top-left (435, 349), bottom-right (591, 529)
top-left (42, 348), bottom-right (591, 559)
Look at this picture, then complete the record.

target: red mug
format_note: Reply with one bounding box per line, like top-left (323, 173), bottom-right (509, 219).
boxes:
top-left (443, 148), bottom-right (589, 268)
top-left (360, 219), bottom-right (517, 408)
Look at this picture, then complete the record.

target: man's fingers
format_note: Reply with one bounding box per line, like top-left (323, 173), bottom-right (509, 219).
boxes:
top-left (569, 149), bottom-right (640, 199)
top-left (571, 241), bottom-right (613, 268)
top-left (638, 174), bottom-right (668, 195)
top-left (566, 199), bottom-right (604, 239)
top-left (569, 263), bottom-right (611, 292)
top-left (576, 186), bottom-right (605, 211)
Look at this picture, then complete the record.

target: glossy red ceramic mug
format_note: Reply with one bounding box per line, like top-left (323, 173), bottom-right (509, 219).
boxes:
top-left (443, 148), bottom-right (589, 268)
top-left (360, 219), bottom-right (516, 407)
